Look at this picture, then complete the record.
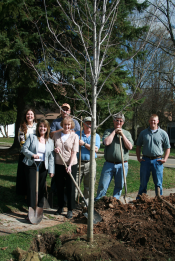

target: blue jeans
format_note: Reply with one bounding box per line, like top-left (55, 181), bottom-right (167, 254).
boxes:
top-left (137, 156), bottom-right (164, 199)
top-left (95, 161), bottom-right (128, 200)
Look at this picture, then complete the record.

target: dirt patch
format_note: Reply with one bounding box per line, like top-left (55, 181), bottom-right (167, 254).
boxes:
top-left (27, 194), bottom-right (175, 260)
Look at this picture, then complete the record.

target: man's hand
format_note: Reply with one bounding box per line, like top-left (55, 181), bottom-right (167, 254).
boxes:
top-left (79, 139), bottom-right (85, 146)
top-left (157, 159), bottom-right (166, 164)
top-left (138, 158), bottom-right (145, 163)
top-left (49, 173), bottom-right (54, 178)
top-left (115, 128), bottom-right (123, 136)
top-left (54, 147), bottom-right (61, 154)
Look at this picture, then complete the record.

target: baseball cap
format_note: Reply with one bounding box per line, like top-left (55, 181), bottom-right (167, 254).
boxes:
top-left (61, 103), bottom-right (70, 110)
top-left (84, 116), bottom-right (92, 122)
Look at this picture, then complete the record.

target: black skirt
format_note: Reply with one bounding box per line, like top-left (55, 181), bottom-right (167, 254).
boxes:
top-left (16, 153), bottom-right (27, 195)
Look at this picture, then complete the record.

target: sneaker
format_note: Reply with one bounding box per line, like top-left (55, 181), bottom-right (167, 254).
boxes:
top-left (54, 208), bottom-right (63, 215)
top-left (66, 210), bottom-right (73, 219)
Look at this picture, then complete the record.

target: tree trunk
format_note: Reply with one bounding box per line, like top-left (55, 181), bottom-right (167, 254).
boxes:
top-left (4, 125), bottom-right (9, 138)
top-left (87, 1), bottom-right (97, 242)
top-left (10, 87), bottom-right (28, 150)
top-left (0, 127), bottom-right (6, 138)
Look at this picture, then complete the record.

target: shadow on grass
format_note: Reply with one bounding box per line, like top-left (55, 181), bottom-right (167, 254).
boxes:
top-left (0, 148), bottom-right (19, 163)
top-left (0, 175), bottom-right (17, 183)
top-left (0, 185), bottom-right (28, 213)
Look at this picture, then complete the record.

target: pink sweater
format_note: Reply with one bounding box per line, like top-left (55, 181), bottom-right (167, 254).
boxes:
top-left (53, 132), bottom-right (79, 165)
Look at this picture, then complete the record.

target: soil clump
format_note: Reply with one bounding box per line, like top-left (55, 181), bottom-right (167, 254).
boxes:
top-left (28, 193), bottom-right (175, 260)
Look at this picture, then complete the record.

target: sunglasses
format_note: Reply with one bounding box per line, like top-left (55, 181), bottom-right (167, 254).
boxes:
top-left (115, 119), bottom-right (123, 123)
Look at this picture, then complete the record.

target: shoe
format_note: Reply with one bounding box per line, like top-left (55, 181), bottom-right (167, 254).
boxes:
top-left (67, 210), bottom-right (73, 219)
top-left (54, 208), bottom-right (63, 215)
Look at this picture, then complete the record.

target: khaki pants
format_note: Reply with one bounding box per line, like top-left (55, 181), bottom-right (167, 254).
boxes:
top-left (75, 160), bottom-right (96, 204)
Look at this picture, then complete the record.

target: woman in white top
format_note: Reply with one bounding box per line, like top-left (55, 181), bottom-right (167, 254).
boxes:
top-left (22, 119), bottom-right (54, 219)
top-left (16, 108), bottom-right (37, 195)
top-left (53, 116), bottom-right (79, 219)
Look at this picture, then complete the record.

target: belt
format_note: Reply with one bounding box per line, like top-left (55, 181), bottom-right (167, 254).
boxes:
top-left (143, 155), bottom-right (162, 160)
top-left (81, 160), bottom-right (90, 163)
top-left (107, 160), bottom-right (127, 165)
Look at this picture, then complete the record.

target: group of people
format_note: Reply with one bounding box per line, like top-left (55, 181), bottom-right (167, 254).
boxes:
top-left (16, 103), bottom-right (171, 221)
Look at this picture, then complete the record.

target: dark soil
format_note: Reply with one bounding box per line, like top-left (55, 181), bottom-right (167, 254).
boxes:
top-left (29, 194), bottom-right (175, 261)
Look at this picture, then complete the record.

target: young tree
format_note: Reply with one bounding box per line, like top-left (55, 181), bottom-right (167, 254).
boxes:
top-left (22, 0), bottom-right (164, 241)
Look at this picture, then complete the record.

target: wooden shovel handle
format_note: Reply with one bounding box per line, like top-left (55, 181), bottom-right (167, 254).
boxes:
top-left (58, 151), bottom-right (88, 207)
top-left (119, 136), bottom-right (127, 195)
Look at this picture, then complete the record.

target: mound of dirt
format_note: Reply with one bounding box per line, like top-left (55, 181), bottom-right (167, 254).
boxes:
top-left (29, 194), bottom-right (175, 261)
top-left (73, 194), bottom-right (175, 260)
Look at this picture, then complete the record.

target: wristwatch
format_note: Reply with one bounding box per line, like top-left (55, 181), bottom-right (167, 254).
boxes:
top-left (84, 142), bottom-right (86, 147)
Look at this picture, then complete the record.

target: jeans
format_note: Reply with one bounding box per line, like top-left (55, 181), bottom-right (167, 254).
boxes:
top-left (137, 156), bottom-right (164, 198)
top-left (95, 161), bottom-right (128, 201)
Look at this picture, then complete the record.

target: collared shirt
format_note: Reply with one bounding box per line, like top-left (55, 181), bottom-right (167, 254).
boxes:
top-left (102, 128), bottom-right (134, 162)
top-left (76, 130), bottom-right (101, 161)
top-left (136, 126), bottom-right (170, 157)
top-left (50, 117), bottom-right (80, 133)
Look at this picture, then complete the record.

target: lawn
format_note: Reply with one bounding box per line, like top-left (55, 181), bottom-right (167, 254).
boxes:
top-left (0, 156), bottom-right (175, 213)
top-left (99, 144), bottom-right (175, 157)
top-left (0, 155), bottom-right (175, 260)
top-left (0, 222), bottom-right (76, 261)
top-left (0, 137), bottom-right (14, 144)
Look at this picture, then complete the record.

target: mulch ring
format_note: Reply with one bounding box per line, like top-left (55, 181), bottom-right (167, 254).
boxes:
top-left (68, 194), bottom-right (175, 260)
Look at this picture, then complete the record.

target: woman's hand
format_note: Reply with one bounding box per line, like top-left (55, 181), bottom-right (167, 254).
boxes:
top-left (54, 147), bottom-right (61, 154)
top-left (49, 173), bottom-right (54, 178)
top-left (33, 154), bottom-right (39, 159)
top-left (66, 165), bottom-right (72, 173)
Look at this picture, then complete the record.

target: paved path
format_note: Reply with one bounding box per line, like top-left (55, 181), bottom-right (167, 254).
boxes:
top-left (129, 155), bottom-right (175, 168)
top-left (1, 188), bottom-right (175, 236)
top-left (97, 154), bottom-right (175, 168)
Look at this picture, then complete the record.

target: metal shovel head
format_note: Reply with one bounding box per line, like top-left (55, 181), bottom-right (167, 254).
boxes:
top-left (83, 209), bottom-right (102, 224)
top-left (28, 206), bottom-right (43, 225)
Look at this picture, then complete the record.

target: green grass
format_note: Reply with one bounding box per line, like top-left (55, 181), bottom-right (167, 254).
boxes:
top-left (0, 137), bottom-right (14, 144)
top-left (0, 160), bottom-right (53, 213)
top-left (95, 158), bottom-right (175, 197)
top-left (0, 222), bottom-right (76, 260)
top-left (0, 156), bottom-right (175, 213)
top-left (99, 144), bottom-right (175, 157)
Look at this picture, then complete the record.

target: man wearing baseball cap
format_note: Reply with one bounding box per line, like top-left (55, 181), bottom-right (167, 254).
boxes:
top-left (95, 113), bottom-right (133, 201)
top-left (50, 103), bottom-right (80, 138)
top-left (75, 116), bottom-right (100, 205)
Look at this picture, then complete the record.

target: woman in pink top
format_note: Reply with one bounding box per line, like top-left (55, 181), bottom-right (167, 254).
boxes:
top-left (53, 116), bottom-right (79, 218)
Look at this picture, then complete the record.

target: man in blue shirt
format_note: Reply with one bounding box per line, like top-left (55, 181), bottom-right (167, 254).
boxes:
top-left (50, 103), bottom-right (80, 138)
top-left (75, 117), bottom-right (100, 205)
top-left (136, 114), bottom-right (170, 199)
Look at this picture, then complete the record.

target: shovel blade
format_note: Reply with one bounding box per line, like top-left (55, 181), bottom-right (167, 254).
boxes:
top-left (28, 207), bottom-right (43, 225)
top-left (83, 209), bottom-right (102, 224)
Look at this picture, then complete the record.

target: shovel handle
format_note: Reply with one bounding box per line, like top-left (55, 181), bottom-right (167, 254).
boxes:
top-left (78, 116), bottom-right (83, 204)
top-left (33, 161), bottom-right (42, 208)
top-left (58, 151), bottom-right (88, 207)
top-left (119, 136), bottom-right (127, 195)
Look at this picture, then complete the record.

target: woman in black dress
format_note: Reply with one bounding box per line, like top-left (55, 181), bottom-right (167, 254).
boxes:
top-left (16, 108), bottom-right (37, 196)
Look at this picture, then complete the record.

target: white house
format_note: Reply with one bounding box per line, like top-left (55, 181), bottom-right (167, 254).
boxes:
top-left (0, 123), bottom-right (15, 138)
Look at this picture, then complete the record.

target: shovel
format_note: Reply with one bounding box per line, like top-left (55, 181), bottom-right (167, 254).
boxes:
top-left (58, 151), bottom-right (102, 224)
top-left (28, 161), bottom-right (43, 225)
top-left (119, 135), bottom-right (127, 203)
top-left (77, 116), bottom-right (83, 204)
